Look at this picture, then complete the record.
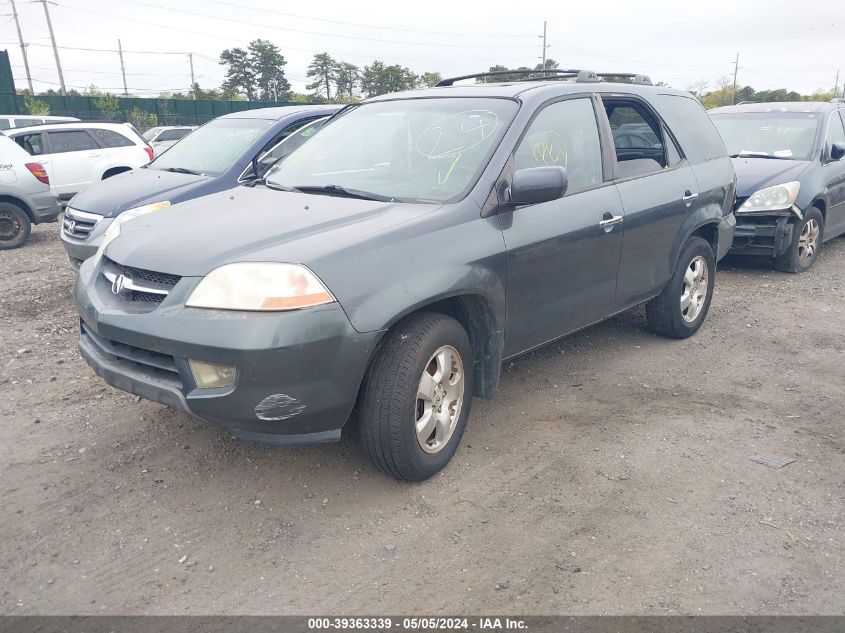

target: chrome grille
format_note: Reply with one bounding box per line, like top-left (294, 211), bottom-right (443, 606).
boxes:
top-left (111, 261), bottom-right (181, 288)
top-left (101, 258), bottom-right (181, 309)
top-left (63, 208), bottom-right (102, 239)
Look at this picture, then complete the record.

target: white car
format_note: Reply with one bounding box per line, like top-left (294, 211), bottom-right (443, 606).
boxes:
top-left (0, 135), bottom-right (61, 249)
top-left (5, 122), bottom-right (153, 201)
top-left (142, 126), bottom-right (196, 155)
top-left (0, 114), bottom-right (80, 131)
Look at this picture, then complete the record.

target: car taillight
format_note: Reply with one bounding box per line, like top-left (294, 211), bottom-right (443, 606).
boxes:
top-left (25, 162), bottom-right (49, 185)
top-left (144, 146), bottom-right (154, 161)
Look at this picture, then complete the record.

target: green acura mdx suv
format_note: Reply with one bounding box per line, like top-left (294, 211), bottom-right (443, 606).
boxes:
top-left (74, 70), bottom-right (736, 480)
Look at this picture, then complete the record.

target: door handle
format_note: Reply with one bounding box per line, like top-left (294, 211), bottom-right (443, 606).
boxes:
top-left (682, 190), bottom-right (699, 206)
top-left (88, 153), bottom-right (101, 158)
top-left (598, 212), bottom-right (624, 232)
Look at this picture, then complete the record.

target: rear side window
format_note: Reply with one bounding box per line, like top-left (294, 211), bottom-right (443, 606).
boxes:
top-left (0, 119), bottom-right (10, 130)
top-left (48, 130), bottom-right (99, 153)
top-left (91, 128), bottom-right (135, 148)
top-left (513, 98), bottom-right (603, 195)
top-left (16, 118), bottom-right (43, 127)
top-left (14, 132), bottom-right (45, 155)
top-left (654, 94), bottom-right (726, 163)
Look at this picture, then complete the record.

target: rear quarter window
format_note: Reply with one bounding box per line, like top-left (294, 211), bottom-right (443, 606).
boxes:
top-left (91, 128), bottom-right (135, 148)
top-left (653, 94), bottom-right (727, 163)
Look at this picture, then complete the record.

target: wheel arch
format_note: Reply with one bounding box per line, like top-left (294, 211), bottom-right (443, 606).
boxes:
top-left (0, 194), bottom-right (35, 222)
top-left (375, 292), bottom-right (504, 400)
top-left (102, 166), bottom-right (132, 180)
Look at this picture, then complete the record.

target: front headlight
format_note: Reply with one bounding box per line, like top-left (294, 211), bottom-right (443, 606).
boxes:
top-left (738, 182), bottom-right (800, 213)
top-left (96, 201), bottom-right (171, 257)
top-left (186, 262), bottom-right (335, 311)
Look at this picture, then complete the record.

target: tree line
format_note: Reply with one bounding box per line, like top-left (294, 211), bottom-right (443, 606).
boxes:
top-left (19, 41), bottom-right (843, 108)
top-left (688, 78), bottom-right (841, 109)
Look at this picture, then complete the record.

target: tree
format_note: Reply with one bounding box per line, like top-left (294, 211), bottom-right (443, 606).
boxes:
top-left (220, 47), bottom-right (256, 100)
top-left (735, 85), bottom-right (756, 103)
top-left (333, 62), bottom-right (361, 98)
top-left (85, 85), bottom-right (120, 121)
top-left (687, 80), bottom-right (709, 101)
top-left (418, 71), bottom-right (442, 88)
top-left (361, 61), bottom-right (417, 97)
top-left (23, 96), bottom-right (50, 115)
top-left (129, 106), bottom-right (157, 130)
top-left (534, 58), bottom-right (559, 71)
top-left (306, 53), bottom-right (337, 101)
top-left (249, 39), bottom-right (290, 100)
top-left (479, 65), bottom-right (532, 83)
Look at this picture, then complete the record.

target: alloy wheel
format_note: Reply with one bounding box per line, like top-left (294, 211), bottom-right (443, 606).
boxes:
top-left (798, 218), bottom-right (820, 267)
top-left (415, 345), bottom-right (465, 454)
top-left (680, 255), bottom-right (709, 323)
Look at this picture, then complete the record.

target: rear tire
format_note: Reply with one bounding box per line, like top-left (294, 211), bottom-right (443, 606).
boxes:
top-left (774, 208), bottom-right (823, 273)
top-left (0, 202), bottom-right (32, 250)
top-left (646, 236), bottom-right (715, 339)
top-left (359, 313), bottom-right (474, 482)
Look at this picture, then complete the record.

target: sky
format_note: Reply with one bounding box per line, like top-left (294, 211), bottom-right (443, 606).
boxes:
top-left (0, 0), bottom-right (842, 98)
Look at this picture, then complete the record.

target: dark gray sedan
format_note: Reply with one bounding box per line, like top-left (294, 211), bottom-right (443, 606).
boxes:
top-left (74, 71), bottom-right (735, 480)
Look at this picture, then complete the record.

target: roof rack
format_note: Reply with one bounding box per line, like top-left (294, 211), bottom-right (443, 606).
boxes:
top-left (435, 69), bottom-right (653, 87)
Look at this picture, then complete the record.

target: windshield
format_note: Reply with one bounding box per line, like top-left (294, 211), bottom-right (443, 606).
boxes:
top-left (265, 98), bottom-right (518, 202)
top-left (148, 118), bottom-right (274, 176)
top-left (710, 112), bottom-right (820, 160)
top-left (142, 127), bottom-right (160, 141)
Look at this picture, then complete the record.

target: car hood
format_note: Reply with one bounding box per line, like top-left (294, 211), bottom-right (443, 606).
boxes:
top-left (107, 186), bottom-right (441, 277)
top-left (68, 168), bottom-right (208, 218)
top-left (731, 158), bottom-right (811, 198)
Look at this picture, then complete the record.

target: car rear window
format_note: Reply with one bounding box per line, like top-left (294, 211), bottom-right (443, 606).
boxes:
top-left (90, 128), bottom-right (135, 148)
top-left (156, 128), bottom-right (192, 142)
top-left (654, 94), bottom-right (727, 163)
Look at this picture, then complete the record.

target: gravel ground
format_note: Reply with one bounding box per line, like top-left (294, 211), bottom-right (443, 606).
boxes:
top-left (1, 221), bottom-right (843, 615)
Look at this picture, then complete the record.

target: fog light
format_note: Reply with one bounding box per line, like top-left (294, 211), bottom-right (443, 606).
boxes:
top-left (189, 359), bottom-right (236, 389)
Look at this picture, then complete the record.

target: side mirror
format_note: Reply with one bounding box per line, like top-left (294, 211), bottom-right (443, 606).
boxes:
top-left (831, 142), bottom-right (845, 161)
top-left (509, 167), bottom-right (568, 205)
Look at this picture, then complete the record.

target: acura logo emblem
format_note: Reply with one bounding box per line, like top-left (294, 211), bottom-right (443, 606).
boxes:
top-left (111, 274), bottom-right (130, 295)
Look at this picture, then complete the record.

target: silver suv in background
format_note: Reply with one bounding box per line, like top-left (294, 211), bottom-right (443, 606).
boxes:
top-left (142, 126), bottom-right (197, 155)
top-left (0, 134), bottom-right (61, 249)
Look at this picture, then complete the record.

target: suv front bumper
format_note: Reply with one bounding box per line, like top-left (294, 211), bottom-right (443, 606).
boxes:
top-left (74, 258), bottom-right (382, 443)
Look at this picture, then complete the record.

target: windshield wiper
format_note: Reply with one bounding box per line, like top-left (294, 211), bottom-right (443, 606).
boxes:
top-left (161, 166), bottom-right (202, 175)
top-left (292, 184), bottom-right (395, 202)
top-left (729, 152), bottom-right (792, 160)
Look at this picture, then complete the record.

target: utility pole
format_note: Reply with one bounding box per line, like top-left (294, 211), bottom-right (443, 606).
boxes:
top-left (731, 52), bottom-right (740, 104)
top-left (540, 20), bottom-right (548, 75)
top-left (188, 53), bottom-right (195, 99)
top-left (10, 0), bottom-right (34, 95)
top-left (834, 69), bottom-right (840, 97)
top-left (117, 39), bottom-right (128, 97)
top-left (40, 0), bottom-right (66, 96)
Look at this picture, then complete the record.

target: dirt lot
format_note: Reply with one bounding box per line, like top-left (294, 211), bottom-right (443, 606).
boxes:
top-left (1, 221), bottom-right (843, 616)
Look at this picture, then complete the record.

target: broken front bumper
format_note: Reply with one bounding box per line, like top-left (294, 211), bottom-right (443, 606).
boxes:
top-left (73, 257), bottom-right (382, 443)
top-left (728, 208), bottom-right (799, 258)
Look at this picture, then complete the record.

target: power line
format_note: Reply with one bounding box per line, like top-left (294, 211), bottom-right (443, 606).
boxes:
top-left (86, 0), bottom-right (541, 49)
top-left (204, 0), bottom-right (538, 39)
top-left (35, 6), bottom-right (540, 64)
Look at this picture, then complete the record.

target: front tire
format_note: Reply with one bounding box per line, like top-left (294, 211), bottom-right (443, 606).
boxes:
top-left (359, 313), bottom-right (474, 481)
top-left (774, 208), bottom-right (823, 273)
top-left (0, 202), bottom-right (32, 250)
top-left (646, 236), bottom-right (715, 339)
